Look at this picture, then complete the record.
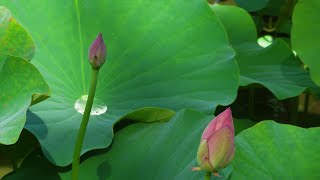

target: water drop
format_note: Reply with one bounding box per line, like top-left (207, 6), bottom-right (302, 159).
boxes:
top-left (74, 95), bottom-right (107, 115)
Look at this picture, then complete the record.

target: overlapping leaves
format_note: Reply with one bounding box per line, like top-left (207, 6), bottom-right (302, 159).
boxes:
top-left (3, 109), bottom-right (253, 180)
top-left (212, 5), bottom-right (314, 99)
top-left (4, 109), bottom-right (319, 180)
top-left (1, 1), bottom-right (319, 180)
top-left (0, 7), bottom-right (50, 145)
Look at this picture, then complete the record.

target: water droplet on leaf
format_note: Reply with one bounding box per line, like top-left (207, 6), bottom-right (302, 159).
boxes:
top-left (74, 95), bottom-right (107, 115)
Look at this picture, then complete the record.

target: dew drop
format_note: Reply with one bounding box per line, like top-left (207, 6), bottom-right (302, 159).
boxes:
top-left (74, 95), bottom-right (107, 115)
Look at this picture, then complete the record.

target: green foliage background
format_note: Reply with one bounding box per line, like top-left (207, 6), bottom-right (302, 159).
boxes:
top-left (0, 0), bottom-right (319, 179)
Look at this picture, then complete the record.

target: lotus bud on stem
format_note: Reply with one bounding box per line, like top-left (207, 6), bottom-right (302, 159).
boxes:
top-left (71, 33), bottom-right (107, 180)
top-left (88, 32), bottom-right (107, 69)
top-left (192, 108), bottom-right (235, 179)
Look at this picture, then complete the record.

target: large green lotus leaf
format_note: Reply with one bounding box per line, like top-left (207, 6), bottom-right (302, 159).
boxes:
top-left (0, 1), bottom-right (238, 166)
top-left (292, 0), bottom-right (320, 86)
top-left (231, 120), bottom-right (320, 179)
top-left (0, 7), bottom-right (50, 145)
top-left (4, 109), bottom-right (256, 180)
top-left (0, 6), bottom-right (34, 60)
top-left (212, 5), bottom-right (314, 99)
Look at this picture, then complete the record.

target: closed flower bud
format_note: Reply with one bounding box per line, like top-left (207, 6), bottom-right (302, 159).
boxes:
top-left (192, 107), bottom-right (235, 174)
top-left (88, 33), bottom-right (106, 69)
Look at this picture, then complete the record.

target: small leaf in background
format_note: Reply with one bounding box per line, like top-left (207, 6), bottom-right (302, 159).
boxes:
top-left (1, 0), bottom-right (239, 166)
top-left (292, 0), bottom-right (320, 86)
top-left (212, 5), bottom-right (315, 99)
top-left (232, 120), bottom-right (320, 179)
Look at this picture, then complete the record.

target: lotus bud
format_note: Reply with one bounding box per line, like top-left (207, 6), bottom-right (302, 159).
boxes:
top-left (192, 107), bottom-right (235, 175)
top-left (88, 33), bottom-right (106, 69)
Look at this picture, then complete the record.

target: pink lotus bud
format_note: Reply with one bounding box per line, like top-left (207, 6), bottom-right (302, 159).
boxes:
top-left (88, 33), bottom-right (106, 69)
top-left (193, 107), bottom-right (235, 174)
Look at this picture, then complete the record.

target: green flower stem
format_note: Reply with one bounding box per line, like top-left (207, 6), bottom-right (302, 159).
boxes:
top-left (205, 171), bottom-right (211, 180)
top-left (71, 68), bottom-right (100, 180)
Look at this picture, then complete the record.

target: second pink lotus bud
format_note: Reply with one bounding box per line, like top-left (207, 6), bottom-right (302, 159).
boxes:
top-left (193, 107), bottom-right (235, 174)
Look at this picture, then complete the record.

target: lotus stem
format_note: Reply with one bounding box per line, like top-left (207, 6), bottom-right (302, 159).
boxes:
top-left (205, 171), bottom-right (211, 180)
top-left (71, 68), bottom-right (100, 180)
